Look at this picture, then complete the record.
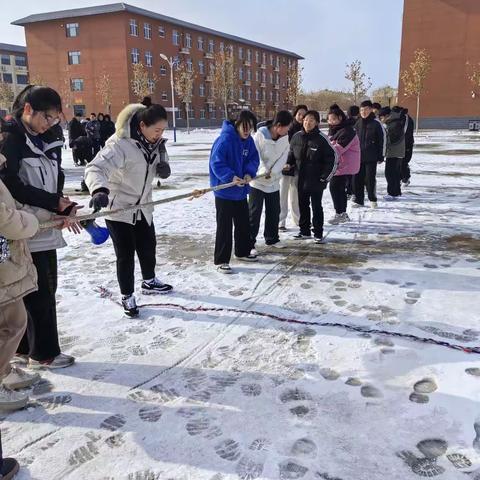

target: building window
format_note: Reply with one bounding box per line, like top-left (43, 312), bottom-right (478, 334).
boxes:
top-left (198, 60), bottom-right (205, 74)
top-left (200, 109), bottom-right (205, 119)
top-left (68, 51), bottom-right (81, 65)
top-left (144, 23), bottom-right (151, 39)
top-left (70, 78), bottom-right (84, 91)
top-left (176, 109), bottom-right (182, 120)
top-left (238, 47), bottom-right (243, 60)
top-left (16, 74), bottom-right (28, 85)
top-left (145, 51), bottom-right (153, 67)
top-left (255, 70), bottom-right (259, 82)
top-left (15, 56), bottom-right (26, 67)
top-left (66, 22), bottom-right (79, 37)
top-left (161, 92), bottom-right (168, 101)
top-left (129, 19), bottom-right (138, 36)
top-left (239, 87), bottom-right (244, 100)
top-left (208, 39), bottom-right (214, 53)
top-left (239, 67), bottom-right (244, 81)
top-left (262, 52), bottom-right (266, 65)
top-left (247, 69), bottom-right (252, 81)
top-left (148, 78), bottom-right (155, 94)
top-left (199, 84), bottom-right (205, 97)
top-left (173, 56), bottom-right (180, 70)
top-left (262, 71), bottom-right (266, 83)
top-left (197, 36), bottom-right (204, 50)
top-left (73, 104), bottom-right (85, 117)
top-left (255, 89), bottom-right (260, 101)
top-left (209, 62), bottom-right (215, 75)
top-left (262, 89), bottom-right (266, 101)
top-left (172, 30), bottom-right (180, 46)
top-left (208, 104), bottom-right (215, 119)
top-left (220, 42), bottom-right (224, 53)
top-left (275, 73), bottom-right (279, 85)
top-left (160, 65), bottom-right (167, 76)
top-left (188, 106), bottom-right (195, 119)
top-left (131, 48), bottom-right (140, 64)
top-left (247, 49), bottom-right (252, 62)
top-left (185, 33), bottom-right (192, 48)
top-left (276, 91), bottom-right (280, 102)
top-left (2, 73), bottom-right (12, 83)
top-left (159, 25), bottom-right (165, 37)
top-left (270, 91), bottom-right (273, 102)
top-left (270, 73), bottom-right (273, 84)
top-left (247, 88), bottom-right (252, 101)
top-left (255, 51), bottom-right (260, 64)
top-left (1, 55), bottom-right (10, 65)
top-left (186, 58), bottom-right (193, 72)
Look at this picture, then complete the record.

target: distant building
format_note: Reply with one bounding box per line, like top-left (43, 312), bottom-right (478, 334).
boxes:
top-left (399, 0), bottom-right (480, 129)
top-left (0, 43), bottom-right (28, 115)
top-left (13, 3), bottom-right (303, 126)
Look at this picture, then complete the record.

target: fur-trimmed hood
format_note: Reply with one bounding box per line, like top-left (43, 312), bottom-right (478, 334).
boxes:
top-left (115, 103), bottom-right (146, 139)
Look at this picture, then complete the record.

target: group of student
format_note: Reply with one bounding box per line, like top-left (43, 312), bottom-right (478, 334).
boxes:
top-left (68, 112), bottom-right (116, 167)
top-left (0, 83), bottom-right (414, 479)
top-left (209, 99), bottom-right (415, 274)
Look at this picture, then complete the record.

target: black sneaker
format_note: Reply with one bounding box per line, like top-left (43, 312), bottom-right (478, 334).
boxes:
top-left (1, 457), bottom-right (20, 480)
top-left (141, 277), bottom-right (173, 294)
top-left (293, 233), bottom-right (311, 239)
top-left (314, 236), bottom-right (324, 244)
top-left (278, 226), bottom-right (287, 232)
top-left (122, 294), bottom-right (139, 318)
top-left (235, 254), bottom-right (258, 262)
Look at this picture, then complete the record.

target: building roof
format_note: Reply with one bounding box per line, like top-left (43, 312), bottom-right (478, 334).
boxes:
top-left (0, 43), bottom-right (27, 54)
top-left (12, 3), bottom-right (303, 59)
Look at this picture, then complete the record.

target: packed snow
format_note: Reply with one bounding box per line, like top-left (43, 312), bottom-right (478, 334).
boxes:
top-left (2, 128), bottom-right (480, 480)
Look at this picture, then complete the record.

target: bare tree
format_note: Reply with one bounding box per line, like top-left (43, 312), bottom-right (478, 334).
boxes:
top-left (285, 63), bottom-right (303, 109)
top-left (466, 61), bottom-right (480, 99)
top-left (58, 65), bottom-right (74, 118)
top-left (97, 69), bottom-right (113, 115)
top-left (213, 47), bottom-right (237, 119)
top-left (345, 60), bottom-right (372, 104)
top-left (371, 85), bottom-right (398, 107)
top-left (297, 89), bottom-right (355, 112)
top-left (29, 74), bottom-right (46, 86)
top-left (131, 63), bottom-right (156, 101)
top-left (174, 61), bottom-right (196, 133)
top-left (0, 81), bottom-right (14, 113)
top-left (401, 49), bottom-right (431, 132)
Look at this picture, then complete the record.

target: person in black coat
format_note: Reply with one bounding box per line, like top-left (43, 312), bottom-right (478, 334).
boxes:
top-left (101, 114), bottom-right (116, 146)
top-left (353, 100), bottom-right (385, 208)
top-left (68, 114), bottom-right (86, 166)
top-left (285, 110), bottom-right (337, 242)
top-left (288, 104), bottom-right (308, 141)
top-left (402, 108), bottom-right (415, 185)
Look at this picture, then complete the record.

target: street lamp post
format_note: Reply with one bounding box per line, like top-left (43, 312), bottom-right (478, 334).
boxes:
top-left (160, 53), bottom-right (177, 143)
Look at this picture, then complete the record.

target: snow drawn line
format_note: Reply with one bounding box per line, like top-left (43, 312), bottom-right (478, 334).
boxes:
top-left (95, 285), bottom-right (480, 355)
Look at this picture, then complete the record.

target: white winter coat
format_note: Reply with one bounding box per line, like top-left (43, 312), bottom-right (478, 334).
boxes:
top-left (250, 126), bottom-right (289, 193)
top-left (84, 104), bottom-right (170, 225)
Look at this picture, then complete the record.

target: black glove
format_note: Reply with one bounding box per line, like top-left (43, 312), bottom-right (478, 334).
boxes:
top-left (89, 191), bottom-right (109, 212)
top-left (156, 160), bottom-right (171, 179)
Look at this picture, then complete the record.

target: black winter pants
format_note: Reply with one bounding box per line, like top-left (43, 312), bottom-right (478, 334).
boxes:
top-left (329, 175), bottom-right (349, 214)
top-left (385, 158), bottom-right (403, 197)
top-left (106, 215), bottom-right (156, 296)
top-left (401, 148), bottom-right (413, 182)
top-left (18, 250), bottom-right (60, 361)
top-left (298, 186), bottom-right (325, 238)
top-left (248, 187), bottom-right (280, 248)
top-left (353, 162), bottom-right (378, 205)
top-left (214, 197), bottom-right (251, 265)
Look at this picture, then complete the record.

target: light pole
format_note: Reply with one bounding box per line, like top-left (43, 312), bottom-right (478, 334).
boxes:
top-left (160, 53), bottom-right (177, 143)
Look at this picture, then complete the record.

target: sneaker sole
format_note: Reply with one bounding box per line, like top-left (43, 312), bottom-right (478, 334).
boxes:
top-left (0, 399), bottom-right (28, 412)
top-left (3, 377), bottom-right (40, 390)
top-left (29, 361), bottom-right (75, 370)
top-left (235, 258), bottom-right (259, 262)
top-left (217, 269), bottom-right (233, 274)
top-left (141, 289), bottom-right (172, 295)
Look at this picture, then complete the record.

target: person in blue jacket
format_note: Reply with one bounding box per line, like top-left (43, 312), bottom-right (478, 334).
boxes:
top-left (209, 110), bottom-right (260, 273)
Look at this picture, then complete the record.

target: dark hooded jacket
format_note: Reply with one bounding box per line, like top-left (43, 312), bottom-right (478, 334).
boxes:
top-left (355, 113), bottom-right (385, 163)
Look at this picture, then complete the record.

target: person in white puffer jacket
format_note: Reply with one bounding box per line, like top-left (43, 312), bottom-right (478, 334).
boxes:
top-left (249, 111), bottom-right (293, 253)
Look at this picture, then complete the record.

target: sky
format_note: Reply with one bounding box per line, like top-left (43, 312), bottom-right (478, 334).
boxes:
top-left (0, 0), bottom-right (405, 93)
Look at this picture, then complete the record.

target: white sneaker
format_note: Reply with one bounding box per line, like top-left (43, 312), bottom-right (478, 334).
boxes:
top-left (29, 353), bottom-right (75, 370)
top-left (217, 264), bottom-right (233, 274)
top-left (340, 212), bottom-right (350, 222)
top-left (2, 366), bottom-right (40, 390)
top-left (250, 248), bottom-right (258, 256)
top-left (269, 241), bottom-right (285, 249)
top-left (328, 214), bottom-right (342, 225)
top-left (0, 385), bottom-right (29, 411)
top-left (235, 254), bottom-right (258, 262)
top-left (370, 201), bottom-right (378, 209)
top-left (10, 354), bottom-right (28, 366)
top-left (383, 195), bottom-right (397, 201)
top-left (351, 202), bottom-right (364, 208)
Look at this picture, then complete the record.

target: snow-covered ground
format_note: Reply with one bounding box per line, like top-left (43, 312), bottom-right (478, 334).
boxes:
top-left (2, 129), bottom-right (480, 480)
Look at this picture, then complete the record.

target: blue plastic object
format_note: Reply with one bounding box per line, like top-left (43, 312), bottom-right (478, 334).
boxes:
top-left (81, 220), bottom-right (110, 245)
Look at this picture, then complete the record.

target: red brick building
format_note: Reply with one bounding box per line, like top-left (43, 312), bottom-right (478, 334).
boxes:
top-left (13, 3), bottom-right (303, 126)
top-left (399, 0), bottom-right (480, 129)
